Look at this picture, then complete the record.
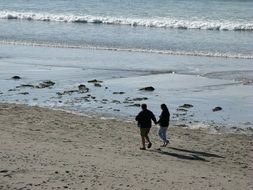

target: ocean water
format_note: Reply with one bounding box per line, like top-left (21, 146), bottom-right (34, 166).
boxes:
top-left (0, 0), bottom-right (253, 58)
top-left (0, 0), bottom-right (253, 133)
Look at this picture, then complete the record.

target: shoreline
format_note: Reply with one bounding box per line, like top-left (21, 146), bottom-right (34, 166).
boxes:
top-left (0, 102), bottom-right (252, 189)
top-left (2, 101), bottom-right (253, 136)
top-left (1, 40), bottom-right (253, 60)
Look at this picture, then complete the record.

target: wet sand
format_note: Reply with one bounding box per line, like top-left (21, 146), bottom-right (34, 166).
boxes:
top-left (0, 103), bottom-right (252, 190)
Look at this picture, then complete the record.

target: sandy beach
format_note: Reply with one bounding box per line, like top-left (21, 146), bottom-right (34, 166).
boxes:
top-left (0, 103), bottom-right (252, 190)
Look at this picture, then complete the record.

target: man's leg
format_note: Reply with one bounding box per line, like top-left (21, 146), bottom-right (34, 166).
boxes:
top-left (145, 135), bottom-right (150, 143)
top-left (140, 128), bottom-right (146, 149)
top-left (145, 130), bottom-right (152, 149)
top-left (141, 136), bottom-right (146, 149)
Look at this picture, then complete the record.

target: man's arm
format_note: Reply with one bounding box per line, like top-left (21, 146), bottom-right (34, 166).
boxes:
top-left (151, 112), bottom-right (157, 124)
top-left (135, 112), bottom-right (140, 121)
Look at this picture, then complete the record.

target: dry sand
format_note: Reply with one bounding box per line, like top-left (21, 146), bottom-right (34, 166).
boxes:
top-left (0, 103), bottom-right (252, 190)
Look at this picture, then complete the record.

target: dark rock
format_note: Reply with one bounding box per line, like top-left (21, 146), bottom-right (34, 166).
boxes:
top-left (139, 86), bottom-right (155, 91)
top-left (212, 106), bottom-right (222, 112)
top-left (19, 92), bottom-right (29, 95)
top-left (127, 104), bottom-right (141, 107)
top-left (12, 76), bottom-right (21, 80)
top-left (78, 84), bottom-right (89, 92)
top-left (177, 108), bottom-right (188, 112)
top-left (123, 101), bottom-right (134, 104)
top-left (123, 97), bottom-right (134, 104)
top-left (3, 174), bottom-right (12, 178)
top-left (112, 100), bottom-right (121, 104)
top-left (57, 90), bottom-right (79, 96)
top-left (132, 97), bottom-right (148, 101)
top-left (113, 92), bottom-right (125, 95)
top-left (94, 83), bottom-right (102, 87)
top-left (8, 89), bottom-right (18, 92)
top-left (88, 79), bottom-right (103, 83)
top-left (17, 81), bottom-right (55, 89)
top-left (37, 80), bottom-right (55, 88)
top-left (57, 85), bottom-right (89, 95)
top-left (236, 128), bottom-right (244, 132)
top-left (179, 104), bottom-right (193, 108)
top-left (113, 109), bottom-right (120, 112)
top-left (0, 91), bottom-right (3, 94)
top-left (175, 124), bottom-right (189, 128)
top-left (0, 170), bottom-right (8, 173)
top-left (16, 84), bottom-right (35, 88)
top-left (78, 84), bottom-right (86, 91)
top-left (56, 92), bottom-right (63, 96)
top-left (173, 113), bottom-right (186, 117)
top-left (242, 80), bottom-right (253, 85)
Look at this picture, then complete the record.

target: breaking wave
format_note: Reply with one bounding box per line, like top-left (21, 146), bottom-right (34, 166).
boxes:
top-left (1, 39), bottom-right (252, 59)
top-left (1, 11), bottom-right (253, 31)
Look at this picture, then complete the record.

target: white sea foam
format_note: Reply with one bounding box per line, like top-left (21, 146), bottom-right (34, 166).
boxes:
top-left (1, 39), bottom-right (252, 59)
top-left (0, 11), bottom-right (253, 31)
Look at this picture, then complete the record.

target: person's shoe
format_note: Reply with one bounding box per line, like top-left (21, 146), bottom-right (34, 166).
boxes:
top-left (164, 140), bottom-right (170, 147)
top-left (140, 147), bottom-right (146, 150)
top-left (147, 142), bottom-right (152, 149)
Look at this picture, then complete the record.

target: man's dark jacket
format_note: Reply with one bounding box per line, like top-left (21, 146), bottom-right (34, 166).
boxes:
top-left (135, 109), bottom-right (156, 128)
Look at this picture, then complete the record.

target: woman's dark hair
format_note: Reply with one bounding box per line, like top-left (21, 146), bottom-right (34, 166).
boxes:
top-left (161, 104), bottom-right (169, 113)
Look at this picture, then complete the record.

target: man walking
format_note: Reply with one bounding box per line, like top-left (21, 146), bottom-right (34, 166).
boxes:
top-left (135, 104), bottom-right (157, 150)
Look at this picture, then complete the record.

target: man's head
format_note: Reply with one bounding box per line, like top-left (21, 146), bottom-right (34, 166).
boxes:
top-left (141, 104), bottom-right (147, 110)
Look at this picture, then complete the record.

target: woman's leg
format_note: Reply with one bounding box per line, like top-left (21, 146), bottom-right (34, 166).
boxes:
top-left (158, 127), bottom-right (164, 141)
top-left (162, 127), bottom-right (169, 146)
top-left (162, 127), bottom-right (167, 142)
top-left (160, 127), bottom-right (169, 146)
top-left (162, 127), bottom-right (168, 142)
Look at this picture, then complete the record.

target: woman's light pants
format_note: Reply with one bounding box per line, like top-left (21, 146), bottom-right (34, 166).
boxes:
top-left (158, 126), bottom-right (168, 142)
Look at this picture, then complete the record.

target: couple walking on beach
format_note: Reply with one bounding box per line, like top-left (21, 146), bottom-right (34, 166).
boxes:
top-left (135, 103), bottom-right (170, 150)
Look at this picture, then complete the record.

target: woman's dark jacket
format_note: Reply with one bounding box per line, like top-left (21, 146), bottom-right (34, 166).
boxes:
top-left (157, 110), bottom-right (170, 127)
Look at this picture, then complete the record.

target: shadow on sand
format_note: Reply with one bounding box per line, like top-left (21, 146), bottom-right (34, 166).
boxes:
top-left (169, 147), bottom-right (225, 158)
top-left (149, 146), bottom-right (224, 162)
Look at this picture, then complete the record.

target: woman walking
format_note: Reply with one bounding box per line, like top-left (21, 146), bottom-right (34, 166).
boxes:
top-left (157, 104), bottom-right (170, 147)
